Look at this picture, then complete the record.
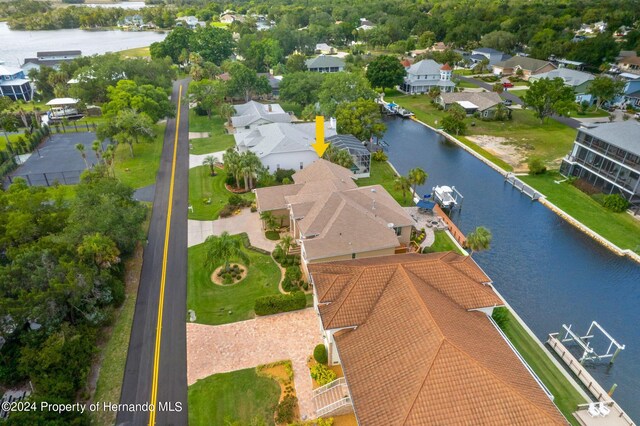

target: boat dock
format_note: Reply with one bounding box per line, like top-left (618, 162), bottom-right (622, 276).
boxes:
top-left (505, 173), bottom-right (542, 200)
top-left (376, 98), bottom-right (414, 118)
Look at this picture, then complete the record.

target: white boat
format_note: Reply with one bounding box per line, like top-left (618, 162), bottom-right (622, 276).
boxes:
top-left (433, 185), bottom-right (463, 209)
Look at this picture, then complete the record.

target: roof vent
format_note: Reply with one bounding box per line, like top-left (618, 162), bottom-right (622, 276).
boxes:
top-left (371, 188), bottom-right (377, 193)
top-left (387, 223), bottom-right (394, 228)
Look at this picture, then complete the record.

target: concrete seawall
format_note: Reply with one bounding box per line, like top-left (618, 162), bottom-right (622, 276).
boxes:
top-left (407, 116), bottom-right (640, 265)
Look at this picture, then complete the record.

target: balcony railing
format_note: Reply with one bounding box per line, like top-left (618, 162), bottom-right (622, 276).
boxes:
top-left (313, 377), bottom-right (346, 397)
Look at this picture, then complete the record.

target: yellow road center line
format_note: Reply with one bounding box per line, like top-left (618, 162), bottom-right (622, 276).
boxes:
top-left (148, 84), bottom-right (182, 426)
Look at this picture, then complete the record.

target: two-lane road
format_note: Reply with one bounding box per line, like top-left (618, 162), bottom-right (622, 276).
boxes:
top-left (117, 78), bottom-right (189, 426)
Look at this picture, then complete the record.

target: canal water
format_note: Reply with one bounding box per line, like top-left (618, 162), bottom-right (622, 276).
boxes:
top-left (0, 22), bottom-right (167, 67)
top-left (383, 117), bottom-right (640, 419)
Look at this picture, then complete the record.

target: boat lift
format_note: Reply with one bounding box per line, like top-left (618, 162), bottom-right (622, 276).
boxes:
top-left (432, 185), bottom-right (463, 210)
top-left (560, 321), bottom-right (625, 364)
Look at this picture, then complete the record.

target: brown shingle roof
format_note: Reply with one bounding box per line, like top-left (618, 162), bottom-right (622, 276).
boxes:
top-left (309, 254), bottom-right (567, 426)
top-left (439, 91), bottom-right (503, 111)
top-left (292, 158), bottom-right (357, 184)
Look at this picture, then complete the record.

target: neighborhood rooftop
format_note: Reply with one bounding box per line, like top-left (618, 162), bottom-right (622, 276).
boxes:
top-left (231, 100), bottom-right (291, 128)
top-left (305, 55), bottom-right (346, 69)
top-left (309, 253), bottom-right (567, 426)
top-left (495, 56), bottom-right (554, 71)
top-left (579, 121), bottom-right (640, 156)
top-left (532, 68), bottom-right (594, 87)
top-left (439, 91), bottom-right (503, 111)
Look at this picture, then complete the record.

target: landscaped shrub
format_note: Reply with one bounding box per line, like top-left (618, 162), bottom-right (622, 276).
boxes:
top-left (225, 174), bottom-right (235, 186)
top-left (254, 291), bottom-right (306, 315)
top-left (603, 194), bottom-right (629, 213)
top-left (492, 307), bottom-right (510, 329)
top-left (282, 277), bottom-right (298, 292)
top-left (228, 194), bottom-right (251, 207)
top-left (527, 157), bottom-right (546, 175)
top-left (218, 204), bottom-right (236, 218)
top-left (313, 344), bottom-right (328, 365)
top-left (275, 168), bottom-right (295, 183)
top-left (372, 150), bottom-right (388, 161)
top-left (275, 394), bottom-right (298, 424)
top-left (310, 363), bottom-right (337, 386)
top-left (285, 266), bottom-right (302, 282)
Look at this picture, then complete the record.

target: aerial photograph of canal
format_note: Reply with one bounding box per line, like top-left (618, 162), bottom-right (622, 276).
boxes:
top-left (0, 0), bottom-right (639, 425)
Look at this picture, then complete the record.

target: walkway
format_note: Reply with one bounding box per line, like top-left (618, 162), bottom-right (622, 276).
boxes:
top-left (187, 308), bottom-right (322, 419)
top-left (189, 150), bottom-right (226, 169)
top-left (188, 208), bottom-right (277, 252)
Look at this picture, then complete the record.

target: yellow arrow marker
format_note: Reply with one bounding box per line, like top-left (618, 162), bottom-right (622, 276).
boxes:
top-left (311, 115), bottom-right (330, 157)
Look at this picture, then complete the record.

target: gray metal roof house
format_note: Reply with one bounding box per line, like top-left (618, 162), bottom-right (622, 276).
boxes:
top-left (305, 55), bottom-right (346, 73)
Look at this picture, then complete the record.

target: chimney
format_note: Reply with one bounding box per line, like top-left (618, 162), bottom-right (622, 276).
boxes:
top-left (330, 117), bottom-right (336, 129)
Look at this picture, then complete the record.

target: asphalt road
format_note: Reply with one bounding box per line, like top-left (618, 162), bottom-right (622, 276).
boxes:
top-left (457, 75), bottom-right (583, 129)
top-left (117, 78), bottom-right (189, 426)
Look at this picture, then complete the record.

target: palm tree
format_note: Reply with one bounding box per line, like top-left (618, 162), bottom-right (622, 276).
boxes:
top-left (394, 175), bottom-right (412, 203)
top-left (323, 145), bottom-right (353, 169)
top-left (408, 167), bottom-right (428, 196)
top-left (241, 151), bottom-right (262, 189)
top-left (92, 140), bottom-right (102, 163)
top-left (223, 148), bottom-right (242, 188)
top-left (219, 103), bottom-right (235, 127)
top-left (279, 234), bottom-right (294, 255)
top-left (466, 226), bottom-right (493, 254)
top-left (260, 211), bottom-right (279, 232)
top-left (103, 144), bottom-right (116, 177)
top-left (205, 231), bottom-right (249, 272)
top-left (75, 143), bottom-right (89, 169)
top-left (202, 155), bottom-right (218, 176)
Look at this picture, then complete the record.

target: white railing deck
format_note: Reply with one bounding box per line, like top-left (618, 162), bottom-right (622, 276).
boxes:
top-left (316, 396), bottom-right (352, 417)
top-left (312, 377), bottom-right (346, 397)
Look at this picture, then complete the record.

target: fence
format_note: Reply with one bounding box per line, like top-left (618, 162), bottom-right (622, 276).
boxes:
top-left (5, 170), bottom-right (84, 187)
top-left (49, 121), bottom-right (98, 134)
top-left (433, 204), bottom-right (467, 247)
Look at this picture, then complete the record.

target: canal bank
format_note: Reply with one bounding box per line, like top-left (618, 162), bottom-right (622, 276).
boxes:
top-left (409, 115), bottom-right (640, 264)
top-left (381, 116), bottom-right (640, 420)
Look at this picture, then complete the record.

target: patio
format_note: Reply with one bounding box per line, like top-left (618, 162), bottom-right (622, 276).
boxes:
top-left (404, 206), bottom-right (449, 249)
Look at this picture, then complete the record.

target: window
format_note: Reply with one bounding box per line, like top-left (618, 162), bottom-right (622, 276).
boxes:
top-left (300, 162), bottom-right (304, 170)
top-left (245, 125), bottom-right (250, 129)
top-left (351, 253), bottom-right (356, 259)
top-left (394, 227), bottom-right (402, 236)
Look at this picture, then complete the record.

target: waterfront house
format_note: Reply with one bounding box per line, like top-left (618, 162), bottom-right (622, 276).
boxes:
top-left (617, 53), bottom-right (640, 75)
top-left (305, 55), bottom-right (345, 73)
top-left (325, 134), bottom-right (371, 178)
top-left (469, 47), bottom-right (512, 69)
top-left (231, 101), bottom-right (292, 133)
top-left (234, 121), bottom-right (336, 172)
top-left (436, 91), bottom-right (508, 118)
top-left (254, 160), bottom-right (414, 277)
top-left (117, 14), bottom-right (144, 28)
top-left (356, 18), bottom-right (375, 31)
top-left (560, 121), bottom-right (640, 206)
top-left (493, 56), bottom-right (557, 80)
top-left (0, 65), bottom-right (33, 101)
top-left (307, 253), bottom-right (567, 425)
top-left (175, 16), bottom-right (205, 29)
top-left (21, 50), bottom-right (82, 73)
top-left (529, 68), bottom-right (595, 104)
top-left (399, 60), bottom-right (455, 94)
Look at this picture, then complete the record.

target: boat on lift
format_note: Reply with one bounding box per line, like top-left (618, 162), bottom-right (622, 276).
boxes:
top-left (432, 185), bottom-right (463, 209)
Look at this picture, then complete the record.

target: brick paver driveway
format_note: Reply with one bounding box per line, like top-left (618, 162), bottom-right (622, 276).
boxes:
top-left (187, 308), bottom-right (323, 419)
top-left (188, 208), bottom-right (277, 252)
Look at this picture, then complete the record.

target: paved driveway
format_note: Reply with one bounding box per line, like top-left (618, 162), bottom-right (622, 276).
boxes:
top-left (187, 308), bottom-right (323, 419)
top-left (188, 208), bottom-right (277, 251)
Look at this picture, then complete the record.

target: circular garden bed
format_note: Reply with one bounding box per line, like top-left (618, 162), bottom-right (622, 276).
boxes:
top-left (211, 264), bottom-right (248, 285)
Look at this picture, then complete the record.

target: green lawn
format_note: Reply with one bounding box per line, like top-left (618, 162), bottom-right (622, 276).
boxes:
top-left (423, 230), bottom-right (465, 255)
top-left (187, 238), bottom-right (281, 325)
top-left (189, 115), bottom-right (235, 155)
top-left (498, 309), bottom-right (586, 425)
top-left (119, 46), bottom-right (151, 58)
top-left (189, 110), bottom-right (220, 133)
top-left (386, 95), bottom-right (576, 167)
top-left (572, 108), bottom-right (610, 118)
top-left (506, 89), bottom-right (528, 98)
top-left (521, 173), bottom-right (640, 253)
top-left (453, 69), bottom-right (474, 76)
top-left (188, 166), bottom-right (255, 221)
top-left (211, 21), bottom-right (230, 28)
top-left (113, 123), bottom-right (166, 189)
top-left (455, 80), bottom-right (481, 89)
top-left (188, 368), bottom-right (279, 426)
top-left (356, 160), bottom-right (414, 207)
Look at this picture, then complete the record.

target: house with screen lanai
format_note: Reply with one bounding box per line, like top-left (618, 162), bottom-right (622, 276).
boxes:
top-left (399, 60), bottom-right (455, 94)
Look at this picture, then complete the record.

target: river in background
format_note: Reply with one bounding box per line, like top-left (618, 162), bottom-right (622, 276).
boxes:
top-left (84, 1), bottom-right (146, 9)
top-left (382, 117), bottom-right (640, 420)
top-left (0, 22), bottom-right (166, 67)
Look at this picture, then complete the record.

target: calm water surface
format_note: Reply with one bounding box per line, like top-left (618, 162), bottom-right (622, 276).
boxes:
top-left (0, 22), bottom-right (166, 67)
top-left (383, 117), bottom-right (640, 419)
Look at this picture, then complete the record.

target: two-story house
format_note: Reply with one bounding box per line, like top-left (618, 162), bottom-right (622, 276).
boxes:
top-left (0, 65), bottom-right (33, 101)
top-left (560, 121), bottom-right (640, 206)
top-left (399, 60), bottom-right (455, 94)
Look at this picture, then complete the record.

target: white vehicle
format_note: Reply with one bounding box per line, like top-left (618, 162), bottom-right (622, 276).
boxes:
top-left (48, 107), bottom-right (79, 119)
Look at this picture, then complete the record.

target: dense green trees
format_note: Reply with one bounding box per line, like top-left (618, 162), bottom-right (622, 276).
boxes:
top-left (279, 72), bottom-right (324, 106)
top-left (523, 78), bottom-right (576, 123)
top-left (102, 79), bottom-right (173, 122)
top-left (0, 170), bottom-right (146, 423)
top-left (188, 79), bottom-right (227, 119)
top-left (335, 99), bottom-right (386, 141)
top-left (365, 55), bottom-right (406, 91)
top-left (150, 26), bottom-right (234, 65)
top-left (587, 76), bottom-right (626, 109)
top-left (318, 72), bottom-right (377, 116)
top-left (225, 62), bottom-right (271, 102)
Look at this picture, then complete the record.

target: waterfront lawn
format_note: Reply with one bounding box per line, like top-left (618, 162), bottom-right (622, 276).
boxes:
top-left (386, 95), bottom-right (576, 167)
top-left (423, 230), bottom-right (465, 255)
top-left (119, 46), bottom-right (151, 58)
top-left (356, 160), bottom-right (414, 207)
top-left (498, 309), bottom-right (585, 425)
top-left (188, 368), bottom-right (279, 426)
top-left (187, 239), bottom-right (281, 325)
top-left (188, 166), bottom-right (255, 221)
top-left (189, 115), bottom-right (234, 155)
top-left (521, 173), bottom-right (640, 253)
top-left (114, 123), bottom-right (166, 189)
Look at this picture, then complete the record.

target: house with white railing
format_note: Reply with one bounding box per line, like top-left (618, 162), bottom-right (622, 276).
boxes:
top-left (307, 253), bottom-right (568, 424)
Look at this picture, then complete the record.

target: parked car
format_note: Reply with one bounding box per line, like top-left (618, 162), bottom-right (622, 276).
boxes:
top-left (634, 112), bottom-right (640, 119)
top-left (502, 82), bottom-right (514, 88)
top-left (502, 99), bottom-right (513, 106)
